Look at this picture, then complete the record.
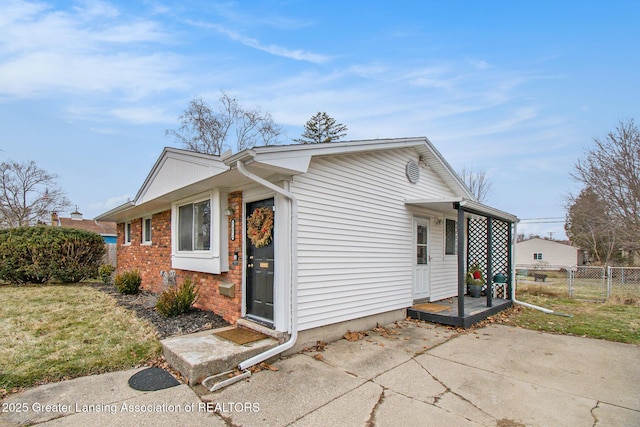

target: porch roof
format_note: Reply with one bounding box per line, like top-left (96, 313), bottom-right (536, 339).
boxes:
top-left (404, 198), bottom-right (518, 223)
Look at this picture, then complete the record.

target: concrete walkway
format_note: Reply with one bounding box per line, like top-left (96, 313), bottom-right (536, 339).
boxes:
top-left (1, 322), bottom-right (639, 426)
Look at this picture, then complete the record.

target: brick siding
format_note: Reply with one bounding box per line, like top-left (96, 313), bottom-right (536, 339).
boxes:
top-left (116, 191), bottom-right (244, 323)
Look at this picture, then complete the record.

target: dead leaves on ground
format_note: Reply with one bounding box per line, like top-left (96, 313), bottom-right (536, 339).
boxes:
top-left (344, 323), bottom-right (404, 343)
top-left (302, 340), bottom-right (327, 352)
top-left (249, 362), bottom-right (279, 373)
top-left (372, 324), bottom-right (401, 338)
top-left (344, 330), bottom-right (368, 342)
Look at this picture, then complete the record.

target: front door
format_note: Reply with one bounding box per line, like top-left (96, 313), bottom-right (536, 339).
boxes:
top-left (413, 217), bottom-right (430, 300)
top-left (245, 198), bottom-right (275, 325)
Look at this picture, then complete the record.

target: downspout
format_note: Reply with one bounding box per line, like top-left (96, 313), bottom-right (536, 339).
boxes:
top-left (235, 161), bottom-right (299, 369)
top-left (203, 160), bottom-right (298, 391)
top-left (510, 221), bottom-right (573, 318)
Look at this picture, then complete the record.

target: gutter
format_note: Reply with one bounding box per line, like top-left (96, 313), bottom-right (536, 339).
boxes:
top-left (203, 160), bottom-right (299, 391)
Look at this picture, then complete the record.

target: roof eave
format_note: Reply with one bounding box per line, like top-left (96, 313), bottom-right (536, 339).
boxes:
top-left (94, 201), bottom-right (135, 222)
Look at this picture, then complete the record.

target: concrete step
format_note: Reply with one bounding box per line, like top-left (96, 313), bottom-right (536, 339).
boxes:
top-left (161, 327), bottom-right (279, 385)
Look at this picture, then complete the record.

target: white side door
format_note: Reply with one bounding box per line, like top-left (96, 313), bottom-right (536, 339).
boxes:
top-left (413, 217), bottom-right (430, 300)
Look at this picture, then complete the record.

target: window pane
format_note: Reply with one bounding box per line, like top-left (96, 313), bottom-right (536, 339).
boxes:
top-left (445, 219), bottom-right (456, 255)
top-left (143, 218), bottom-right (152, 242)
top-left (194, 200), bottom-right (211, 250)
top-left (125, 223), bottom-right (131, 243)
top-left (417, 245), bottom-right (428, 264)
top-left (178, 204), bottom-right (193, 251)
top-left (417, 225), bottom-right (427, 244)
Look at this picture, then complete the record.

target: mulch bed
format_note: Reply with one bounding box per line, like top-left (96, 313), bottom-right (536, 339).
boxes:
top-left (88, 282), bottom-right (229, 339)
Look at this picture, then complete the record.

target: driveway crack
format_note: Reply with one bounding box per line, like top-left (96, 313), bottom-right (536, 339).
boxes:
top-left (365, 386), bottom-right (386, 427)
top-left (590, 401), bottom-right (600, 427)
top-left (417, 361), bottom-right (496, 422)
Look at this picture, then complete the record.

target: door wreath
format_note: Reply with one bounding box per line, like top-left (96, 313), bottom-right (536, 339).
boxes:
top-left (247, 206), bottom-right (274, 248)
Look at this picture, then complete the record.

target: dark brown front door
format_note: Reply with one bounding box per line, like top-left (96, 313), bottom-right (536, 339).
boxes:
top-left (245, 198), bottom-right (275, 325)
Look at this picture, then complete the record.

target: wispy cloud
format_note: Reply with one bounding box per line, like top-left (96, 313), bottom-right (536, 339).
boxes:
top-left (110, 106), bottom-right (175, 124)
top-left (89, 193), bottom-right (132, 211)
top-left (188, 20), bottom-right (331, 64)
top-left (0, 1), bottom-right (183, 100)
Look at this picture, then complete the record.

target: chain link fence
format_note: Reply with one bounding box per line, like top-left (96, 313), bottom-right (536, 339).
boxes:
top-left (516, 265), bottom-right (640, 302)
top-left (607, 267), bottom-right (640, 298)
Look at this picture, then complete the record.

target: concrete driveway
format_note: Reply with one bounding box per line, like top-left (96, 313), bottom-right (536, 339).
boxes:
top-left (1, 322), bottom-right (639, 426)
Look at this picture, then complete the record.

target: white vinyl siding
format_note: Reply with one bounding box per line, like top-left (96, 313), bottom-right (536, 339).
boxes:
top-left (426, 217), bottom-right (459, 301)
top-left (291, 148), bottom-right (459, 331)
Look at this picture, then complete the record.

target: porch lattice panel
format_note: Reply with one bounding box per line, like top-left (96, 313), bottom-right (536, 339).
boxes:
top-left (467, 218), bottom-right (510, 298)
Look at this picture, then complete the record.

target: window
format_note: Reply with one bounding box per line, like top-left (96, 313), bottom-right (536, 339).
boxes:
top-left (178, 199), bottom-right (211, 251)
top-left (533, 253), bottom-right (543, 260)
top-left (416, 224), bottom-right (428, 264)
top-left (171, 191), bottom-right (224, 275)
top-left (124, 222), bottom-right (132, 244)
top-left (142, 217), bottom-right (152, 244)
top-left (445, 218), bottom-right (457, 255)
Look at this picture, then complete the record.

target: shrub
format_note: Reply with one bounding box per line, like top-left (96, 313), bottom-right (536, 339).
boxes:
top-left (98, 264), bottom-right (116, 285)
top-left (114, 270), bottom-right (142, 295)
top-left (0, 226), bottom-right (106, 285)
top-left (155, 278), bottom-right (199, 317)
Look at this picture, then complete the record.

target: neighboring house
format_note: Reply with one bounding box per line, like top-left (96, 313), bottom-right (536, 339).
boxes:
top-left (515, 237), bottom-right (586, 269)
top-left (51, 211), bottom-right (117, 244)
top-left (51, 211), bottom-right (117, 265)
top-left (96, 137), bottom-right (517, 349)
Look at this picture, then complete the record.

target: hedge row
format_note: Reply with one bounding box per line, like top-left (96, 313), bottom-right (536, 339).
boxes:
top-left (0, 226), bottom-right (106, 284)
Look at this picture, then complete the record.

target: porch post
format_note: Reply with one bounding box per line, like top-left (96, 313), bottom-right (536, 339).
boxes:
top-left (507, 221), bottom-right (514, 300)
top-left (456, 204), bottom-right (465, 318)
top-left (486, 217), bottom-right (493, 308)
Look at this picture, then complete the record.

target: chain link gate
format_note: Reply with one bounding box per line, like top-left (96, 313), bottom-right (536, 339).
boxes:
top-left (568, 266), bottom-right (606, 302)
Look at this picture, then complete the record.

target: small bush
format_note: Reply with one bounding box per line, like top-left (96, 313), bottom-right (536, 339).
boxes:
top-left (0, 226), bottom-right (105, 284)
top-left (156, 278), bottom-right (199, 317)
top-left (98, 264), bottom-right (116, 285)
top-left (114, 270), bottom-right (142, 295)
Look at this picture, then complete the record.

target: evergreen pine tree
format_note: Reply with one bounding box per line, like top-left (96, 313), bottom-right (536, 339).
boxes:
top-left (293, 112), bottom-right (348, 144)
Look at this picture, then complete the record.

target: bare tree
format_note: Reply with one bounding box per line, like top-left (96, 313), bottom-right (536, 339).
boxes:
top-left (0, 160), bottom-right (71, 228)
top-left (571, 119), bottom-right (640, 255)
top-left (458, 167), bottom-right (494, 203)
top-left (166, 91), bottom-right (283, 155)
top-left (565, 187), bottom-right (618, 264)
top-left (293, 112), bottom-right (348, 144)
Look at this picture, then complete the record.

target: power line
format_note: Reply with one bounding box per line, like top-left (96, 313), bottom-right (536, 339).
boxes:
top-left (519, 217), bottom-right (565, 224)
top-left (520, 217), bottom-right (565, 221)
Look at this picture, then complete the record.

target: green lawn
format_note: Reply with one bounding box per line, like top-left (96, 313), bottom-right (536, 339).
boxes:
top-left (0, 284), bottom-right (161, 393)
top-left (501, 283), bottom-right (640, 344)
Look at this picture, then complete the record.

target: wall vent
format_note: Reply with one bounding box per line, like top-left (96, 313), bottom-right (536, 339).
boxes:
top-left (406, 160), bottom-right (420, 184)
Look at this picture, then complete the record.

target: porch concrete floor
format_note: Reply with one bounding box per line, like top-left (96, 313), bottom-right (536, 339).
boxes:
top-left (408, 296), bottom-right (512, 328)
top-left (160, 326), bottom-right (279, 385)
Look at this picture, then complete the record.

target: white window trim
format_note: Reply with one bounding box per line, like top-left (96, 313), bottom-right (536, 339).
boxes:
top-left (141, 216), bottom-right (152, 245)
top-left (124, 221), bottom-right (132, 245)
top-left (171, 190), bottom-right (223, 274)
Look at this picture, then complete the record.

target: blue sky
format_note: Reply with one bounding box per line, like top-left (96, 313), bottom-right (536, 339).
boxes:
top-left (1, 0), bottom-right (638, 239)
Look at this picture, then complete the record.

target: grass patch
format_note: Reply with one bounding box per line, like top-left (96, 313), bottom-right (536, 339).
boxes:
top-left (503, 284), bottom-right (640, 344)
top-left (0, 283), bottom-right (161, 391)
